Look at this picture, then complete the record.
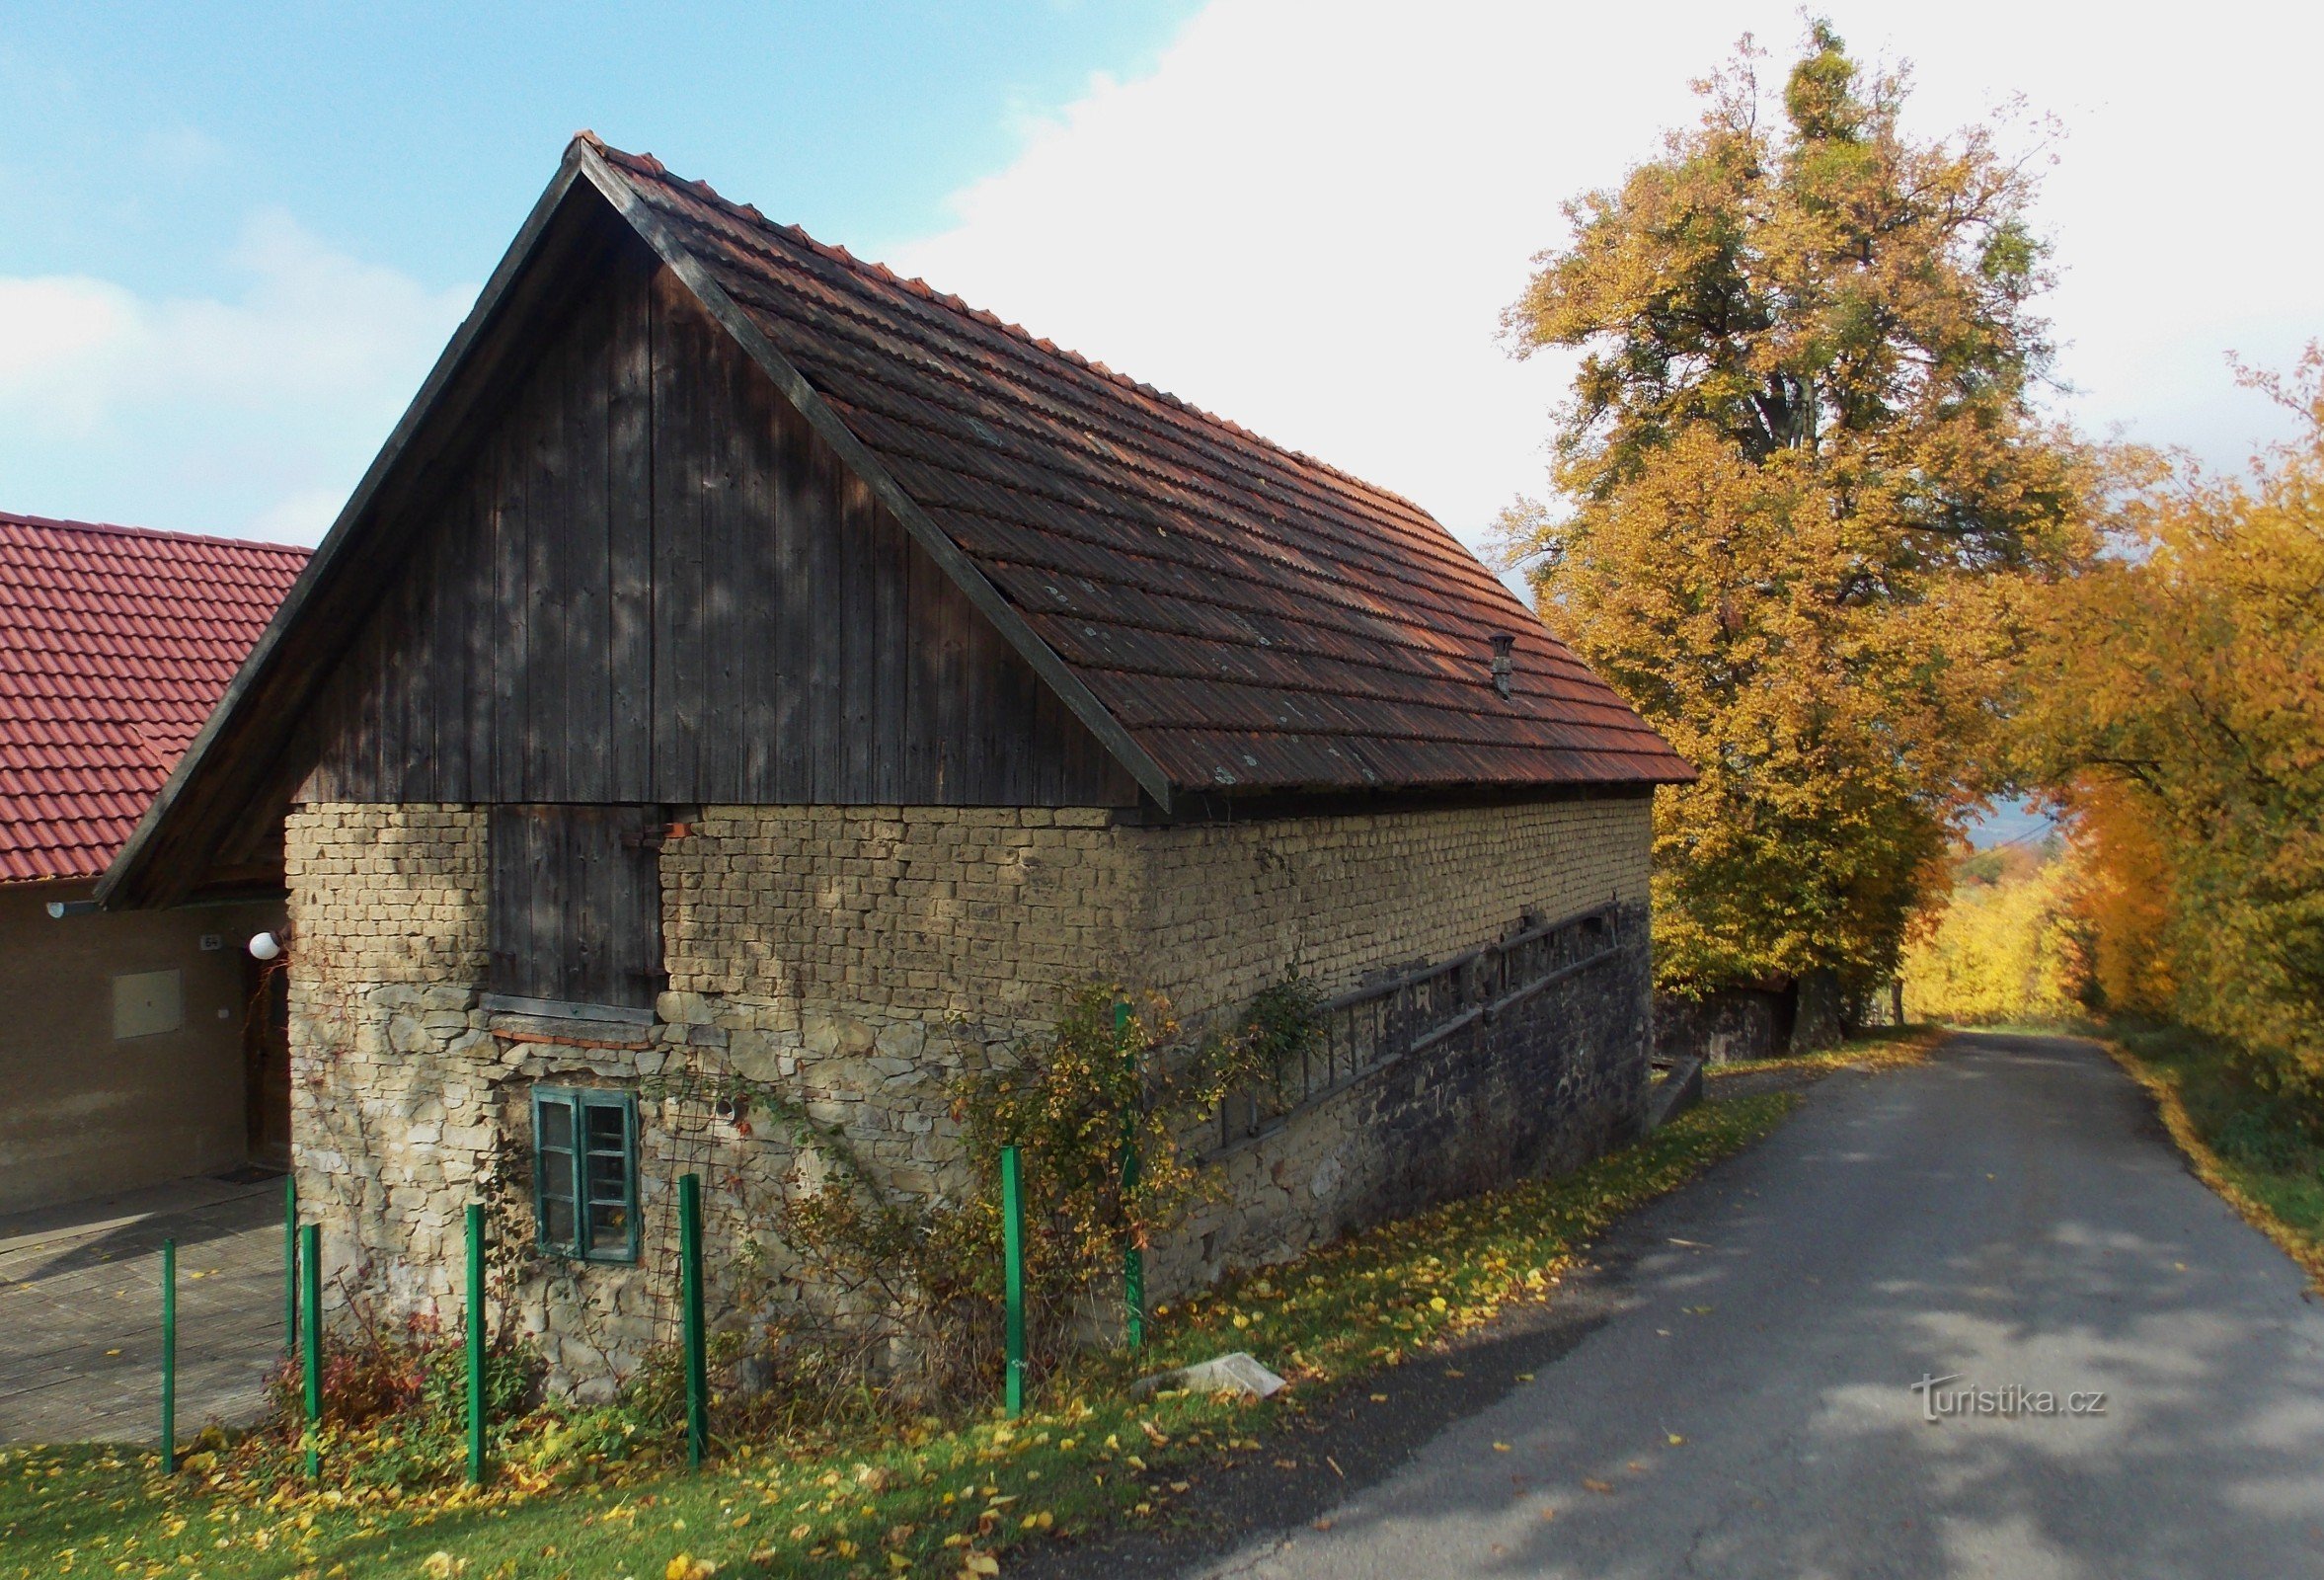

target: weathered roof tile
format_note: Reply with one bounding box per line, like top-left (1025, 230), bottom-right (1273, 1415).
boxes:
top-left (591, 141), bottom-right (1691, 790)
top-left (0, 513), bottom-right (306, 882)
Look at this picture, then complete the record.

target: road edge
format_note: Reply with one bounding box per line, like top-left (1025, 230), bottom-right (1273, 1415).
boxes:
top-left (2100, 1037), bottom-right (2324, 1294)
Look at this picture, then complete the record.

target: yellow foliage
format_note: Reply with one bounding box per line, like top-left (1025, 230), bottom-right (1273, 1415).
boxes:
top-left (1902, 851), bottom-right (2088, 1024)
top-left (2021, 346), bottom-right (2324, 1098)
top-left (2071, 780), bottom-right (2176, 1017)
top-left (1501, 24), bottom-right (2094, 994)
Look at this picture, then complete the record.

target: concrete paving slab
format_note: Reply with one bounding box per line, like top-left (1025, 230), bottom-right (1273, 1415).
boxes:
top-left (0, 1174), bottom-right (285, 1445)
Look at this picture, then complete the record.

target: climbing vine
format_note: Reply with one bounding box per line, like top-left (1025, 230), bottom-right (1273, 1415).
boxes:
top-left (669, 978), bottom-right (1322, 1424)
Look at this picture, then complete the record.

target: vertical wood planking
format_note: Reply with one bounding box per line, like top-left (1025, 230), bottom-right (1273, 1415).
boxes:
top-left (837, 470), bottom-right (876, 797)
top-left (866, 492), bottom-right (908, 801)
top-left (564, 275), bottom-right (614, 804)
top-left (607, 249), bottom-right (656, 804)
top-left (429, 484), bottom-right (469, 799)
top-left (734, 330), bottom-right (779, 797)
top-left (307, 242), bottom-right (1141, 812)
top-left (487, 804), bottom-right (661, 1008)
top-left (492, 413), bottom-right (529, 799)
top-left (398, 521), bottom-right (437, 800)
top-left (769, 399), bottom-right (813, 802)
top-left (651, 268), bottom-right (705, 800)
top-left (461, 469), bottom-right (498, 798)
top-left (801, 437), bottom-right (841, 801)
top-left (523, 326), bottom-right (569, 800)
top-left (694, 302), bottom-right (744, 802)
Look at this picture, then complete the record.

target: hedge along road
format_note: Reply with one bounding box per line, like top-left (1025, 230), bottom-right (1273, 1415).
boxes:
top-left (1194, 1033), bottom-right (2324, 1580)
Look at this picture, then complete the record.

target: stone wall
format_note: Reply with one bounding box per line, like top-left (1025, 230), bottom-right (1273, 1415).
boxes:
top-left (1654, 968), bottom-right (1847, 1066)
top-left (286, 792), bottom-right (1654, 1391)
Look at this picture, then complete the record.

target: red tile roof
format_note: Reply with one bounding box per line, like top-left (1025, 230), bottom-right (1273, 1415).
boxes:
top-left (590, 139), bottom-right (1694, 794)
top-left (0, 513), bottom-right (307, 882)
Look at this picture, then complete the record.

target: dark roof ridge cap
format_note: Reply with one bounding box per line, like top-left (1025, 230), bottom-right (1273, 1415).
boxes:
top-left (0, 511), bottom-right (314, 561)
top-left (586, 138), bottom-right (1445, 525)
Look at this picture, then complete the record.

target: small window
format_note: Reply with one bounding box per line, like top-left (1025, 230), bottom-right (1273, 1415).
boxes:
top-left (533, 1087), bottom-right (639, 1263)
top-left (113, 969), bottom-right (184, 1039)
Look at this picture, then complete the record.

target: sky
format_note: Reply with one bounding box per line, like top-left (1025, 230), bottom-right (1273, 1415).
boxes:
top-left (1, 0), bottom-right (2317, 554)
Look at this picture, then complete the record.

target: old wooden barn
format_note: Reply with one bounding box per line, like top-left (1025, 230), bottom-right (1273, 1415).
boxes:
top-left (101, 135), bottom-right (1692, 1389)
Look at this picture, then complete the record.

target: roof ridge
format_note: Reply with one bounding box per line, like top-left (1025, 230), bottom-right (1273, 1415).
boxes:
top-left (583, 138), bottom-right (1443, 524)
top-left (0, 511), bottom-right (315, 560)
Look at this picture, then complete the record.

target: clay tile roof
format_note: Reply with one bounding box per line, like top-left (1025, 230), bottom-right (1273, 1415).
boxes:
top-left (588, 140), bottom-right (1692, 793)
top-left (0, 513), bottom-right (307, 882)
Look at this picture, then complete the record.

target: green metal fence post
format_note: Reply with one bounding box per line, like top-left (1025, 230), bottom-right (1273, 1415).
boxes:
top-left (160, 1238), bottom-right (177, 1473)
top-left (300, 1222), bottom-right (322, 1480)
top-left (1118, 997), bottom-right (1144, 1353)
top-left (678, 1173), bottom-right (709, 1468)
top-left (282, 1175), bottom-right (298, 1356)
top-left (1002, 1145), bottom-right (1027, 1417)
top-left (465, 1203), bottom-right (487, 1486)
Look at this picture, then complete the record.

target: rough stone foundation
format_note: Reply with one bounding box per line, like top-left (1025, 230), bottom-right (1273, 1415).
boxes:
top-left (288, 793), bottom-right (1653, 1393)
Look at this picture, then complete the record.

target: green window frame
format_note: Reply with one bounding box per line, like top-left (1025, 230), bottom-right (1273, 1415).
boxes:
top-left (532, 1087), bottom-right (640, 1264)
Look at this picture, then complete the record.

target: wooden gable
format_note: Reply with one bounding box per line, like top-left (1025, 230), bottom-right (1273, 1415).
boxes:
top-left (301, 222), bottom-right (1137, 810)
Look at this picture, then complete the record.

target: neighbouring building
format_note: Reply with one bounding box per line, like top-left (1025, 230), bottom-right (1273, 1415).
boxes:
top-left (100, 136), bottom-right (1693, 1392)
top-left (0, 513), bottom-right (306, 1214)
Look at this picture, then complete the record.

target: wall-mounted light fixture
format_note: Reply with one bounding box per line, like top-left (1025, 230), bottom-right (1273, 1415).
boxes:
top-left (248, 931), bottom-right (284, 961)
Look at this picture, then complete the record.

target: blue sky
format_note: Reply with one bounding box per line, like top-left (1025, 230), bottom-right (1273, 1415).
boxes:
top-left (0, 2), bottom-right (1200, 295)
top-left (3, 1), bottom-right (2318, 552)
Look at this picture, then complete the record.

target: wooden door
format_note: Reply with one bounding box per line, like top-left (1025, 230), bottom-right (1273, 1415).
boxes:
top-left (243, 955), bottom-right (291, 1165)
top-left (487, 804), bottom-right (666, 1014)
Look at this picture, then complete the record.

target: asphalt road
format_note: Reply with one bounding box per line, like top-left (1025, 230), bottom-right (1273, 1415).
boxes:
top-left (1198, 1033), bottom-right (2324, 1579)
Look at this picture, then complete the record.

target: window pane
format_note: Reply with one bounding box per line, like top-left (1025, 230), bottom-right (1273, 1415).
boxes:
top-left (584, 1101), bottom-right (626, 1153)
top-left (542, 1194), bottom-right (577, 1248)
top-left (539, 1101), bottom-right (574, 1151)
top-left (585, 1148), bottom-right (628, 1205)
top-left (539, 1147), bottom-right (575, 1203)
top-left (588, 1202), bottom-right (630, 1255)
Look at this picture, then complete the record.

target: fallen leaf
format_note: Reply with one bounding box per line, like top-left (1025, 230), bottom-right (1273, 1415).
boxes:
top-left (1584, 1478), bottom-right (1615, 1495)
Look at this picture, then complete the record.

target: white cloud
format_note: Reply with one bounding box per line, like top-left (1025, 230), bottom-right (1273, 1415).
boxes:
top-left (0, 275), bottom-right (144, 431)
top-left (889, 0), bottom-right (2324, 549)
top-left (0, 209), bottom-right (472, 542)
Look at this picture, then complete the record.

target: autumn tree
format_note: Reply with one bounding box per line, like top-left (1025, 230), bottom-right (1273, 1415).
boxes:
top-left (1500, 23), bottom-right (2092, 1010)
top-left (2024, 350), bottom-right (2324, 1100)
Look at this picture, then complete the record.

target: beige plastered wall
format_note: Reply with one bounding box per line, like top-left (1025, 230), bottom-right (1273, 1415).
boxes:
top-left (0, 880), bottom-right (281, 1216)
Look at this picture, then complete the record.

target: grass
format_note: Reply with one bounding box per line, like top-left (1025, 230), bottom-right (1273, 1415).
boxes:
top-left (0, 1094), bottom-right (1798, 1580)
top-left (1702, 1024), bottom-right (1946, 1080)
top-left (2100, 1021), bottom-right (2324, 1290)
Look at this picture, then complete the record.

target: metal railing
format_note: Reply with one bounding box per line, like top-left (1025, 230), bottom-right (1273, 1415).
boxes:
top-left (1216, 904), bottom-right (1623, 1151)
